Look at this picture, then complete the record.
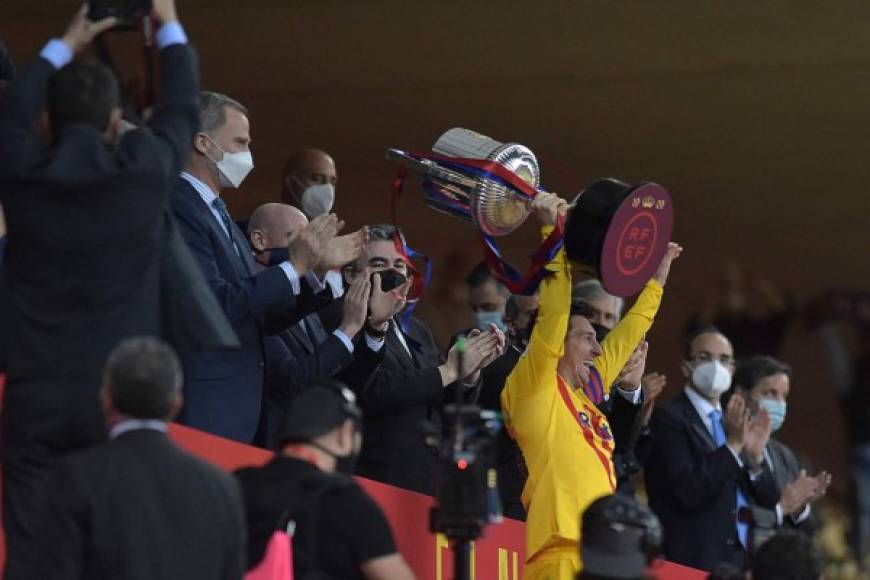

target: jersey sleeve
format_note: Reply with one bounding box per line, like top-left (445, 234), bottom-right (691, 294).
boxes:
top-left (502, 226), bottom-right (571, 403)
top-left (596, 279), bottom-right (663, 394)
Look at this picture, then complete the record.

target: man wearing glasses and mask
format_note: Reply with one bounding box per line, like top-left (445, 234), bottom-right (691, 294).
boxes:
top-left (644, 327), bottom-right (780, 572)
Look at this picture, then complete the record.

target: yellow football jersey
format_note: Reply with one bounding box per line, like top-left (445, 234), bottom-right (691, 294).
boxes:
top-left (501, 228), bottom-right (663, 566)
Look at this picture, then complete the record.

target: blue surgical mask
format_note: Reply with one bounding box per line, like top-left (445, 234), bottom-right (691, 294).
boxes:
top-left (474, 310), bottom-right (507, 332)
top-left (758, 398), bottom-right (787, 432)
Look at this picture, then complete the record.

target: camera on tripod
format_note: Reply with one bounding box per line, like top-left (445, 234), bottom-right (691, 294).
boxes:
top-left (428, 404), bottom-right (502, 542)
top-left (88, 0), bottom-right (152, 28)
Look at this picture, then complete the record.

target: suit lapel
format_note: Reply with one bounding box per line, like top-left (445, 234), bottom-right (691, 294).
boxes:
top-left (305, 312), bottom-right (328, 345)
top-left (678, 393), bottom-right (718, 452)
top-left (386, 324), bottom-right (416, 371)
top-left (181, 182), bottom-right (249, 279)
top-left (288, 322), bottom-right (314, 354)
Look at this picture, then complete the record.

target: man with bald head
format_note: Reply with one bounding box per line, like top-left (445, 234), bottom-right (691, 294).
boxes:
top-left (247, 202), bottom-right (388, 449)
top-left (248, 202), bottom-right (308, 269)
top-left (281, 148), bottom-right (338, 218)
top-left (644, 326), bottom-right (780, 571)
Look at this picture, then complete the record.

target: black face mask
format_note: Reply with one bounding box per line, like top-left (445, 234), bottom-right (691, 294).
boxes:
top-left (333, 450), bottom-right (359, 476)
top-left (311, 433), bottom-right (360, 476)
top-left (371, 269), bottom-right (407, 292)
top-left (253, 246), bottom-right (290, 267)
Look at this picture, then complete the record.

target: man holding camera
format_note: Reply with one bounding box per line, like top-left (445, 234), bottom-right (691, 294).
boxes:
top-left (0, 1), bottom-right (197, 576)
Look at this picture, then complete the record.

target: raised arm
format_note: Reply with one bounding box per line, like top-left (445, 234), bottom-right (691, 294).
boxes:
top-left (140, 0), bottom-right (201, 181)
top-left (503, 192), bottom-right (571, 400)
top-left (0, 5), bottom-right (115, 182)
top-left (597, 242), bottom-right (682, 392)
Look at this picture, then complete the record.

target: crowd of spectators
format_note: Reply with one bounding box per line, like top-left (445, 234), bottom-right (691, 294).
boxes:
top-left (0, 3), bottom-right (859, 580)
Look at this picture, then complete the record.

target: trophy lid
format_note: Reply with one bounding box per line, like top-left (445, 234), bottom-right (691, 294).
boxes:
top-left (432, 127), bottom-right (541, 188)
top-left (566, 179), bottom-right (673, 297)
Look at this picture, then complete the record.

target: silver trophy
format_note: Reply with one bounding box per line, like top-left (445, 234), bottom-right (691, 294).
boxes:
top-left (387, 128), bottom-right (674, 298)
top-left (387, 128), bottom-right (541, 237)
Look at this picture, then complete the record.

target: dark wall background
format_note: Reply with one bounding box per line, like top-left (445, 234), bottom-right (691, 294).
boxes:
top-left (4, 0), bottom-right (869, 494)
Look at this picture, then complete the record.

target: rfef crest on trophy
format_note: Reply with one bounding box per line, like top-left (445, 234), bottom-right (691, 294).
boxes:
top-left (387, 128), bottom-right (674, 298)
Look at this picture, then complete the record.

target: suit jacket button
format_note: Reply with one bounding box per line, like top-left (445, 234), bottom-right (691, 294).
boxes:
top-left (726, 538), bottom-right (734, 546)
top-left (257, 361), bottom-right (265, 369)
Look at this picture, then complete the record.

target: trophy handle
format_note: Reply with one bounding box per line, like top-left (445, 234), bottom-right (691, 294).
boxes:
top-left (386, 149), bottom-right (479, 190)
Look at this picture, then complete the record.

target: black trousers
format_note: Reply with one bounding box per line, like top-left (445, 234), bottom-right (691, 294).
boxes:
top-left (1, 378), bottom-right (106, 580)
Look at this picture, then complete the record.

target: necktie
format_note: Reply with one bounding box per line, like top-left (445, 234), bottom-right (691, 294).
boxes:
top-left (211, 197), bottom-right (240, 256)
top-left (304, 314), bottom-right (327, 346)
top-left (709, 409), bottom-right (750, 549)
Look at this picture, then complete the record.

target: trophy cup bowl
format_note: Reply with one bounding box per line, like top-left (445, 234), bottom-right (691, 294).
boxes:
top-left (387, 128), bottom-right (674, 297)
top-left (388, 128), bottom-right (539, 237)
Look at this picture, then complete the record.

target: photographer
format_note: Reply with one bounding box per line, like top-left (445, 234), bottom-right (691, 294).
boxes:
top-left (0, 1), bottom-right (198, 576)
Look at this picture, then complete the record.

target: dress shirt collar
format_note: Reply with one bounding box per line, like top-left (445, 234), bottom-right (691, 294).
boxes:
top-left (684, 384), bottom-right (722, 431)
top-left (181, 171), bottom-right (219, 207)
top-left (109, 419), bottom-right (169, 440)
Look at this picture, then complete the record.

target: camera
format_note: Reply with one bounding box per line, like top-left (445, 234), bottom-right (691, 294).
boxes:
top-left (88, 0), bottom-right (152, 28)
top-left (429, 405), bottom-right (502, 542)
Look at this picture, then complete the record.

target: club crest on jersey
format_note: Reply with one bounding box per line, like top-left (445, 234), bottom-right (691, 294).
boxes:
top-left (596, 422), bottom-right (613, 441)
top-left (577, 411), bottom-right (592, 429)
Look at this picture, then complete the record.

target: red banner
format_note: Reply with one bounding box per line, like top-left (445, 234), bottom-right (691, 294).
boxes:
top-left (168, 423), bottom-right (705, 580)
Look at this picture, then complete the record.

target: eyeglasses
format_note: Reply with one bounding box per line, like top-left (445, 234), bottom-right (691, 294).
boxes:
top-left (691, 351), bottom-right (735, 366)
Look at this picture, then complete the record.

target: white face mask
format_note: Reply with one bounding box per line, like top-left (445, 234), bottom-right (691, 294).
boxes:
top-left (691, 360), bottom-right (732, 398)
top-left (300, 183), bottom-right (335, 218)
top-left (205, 135), bottom-right (254, 189)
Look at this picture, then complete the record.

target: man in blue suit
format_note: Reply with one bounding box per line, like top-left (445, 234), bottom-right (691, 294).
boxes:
top-left (247, 202), bottom-right (395, 448)
top-left (171, 92), bottom-right (366, 444)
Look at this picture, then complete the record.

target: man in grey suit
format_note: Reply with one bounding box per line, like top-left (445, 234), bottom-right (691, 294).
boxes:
top-left (37, 337), bottom-right (246, 580)
top-left (732, 355), bottom-right (832, 536)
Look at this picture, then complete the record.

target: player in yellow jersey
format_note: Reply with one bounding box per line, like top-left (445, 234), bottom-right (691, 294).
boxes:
top-left (501, 192), bottom-right (681, 579)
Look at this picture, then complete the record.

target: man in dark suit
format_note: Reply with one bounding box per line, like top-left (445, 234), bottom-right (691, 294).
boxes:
top-left (644, 327), bottom-right (781, 571)
top-left (248, 202), bottom-right (387, 448)
top-left (0, 36), bottom-right (12, 263)
top-left (171, 92), bottom-right (366, 444)
top-left (732, 355), bottom-right (831, 536)
top-left (37, 336), bottom-right (246, 580)
top-left (336, 224), bottom-right (506, 495)
top-left (0, 3), bottom-right (198, 576)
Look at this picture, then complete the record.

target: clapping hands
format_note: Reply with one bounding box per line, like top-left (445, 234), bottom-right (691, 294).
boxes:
top-left (780, 469), bottom-right (833, 515)
top-left (442, 325), bottom-right (507, 386)
top-left (288, 215), bottom-right (368, 276)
